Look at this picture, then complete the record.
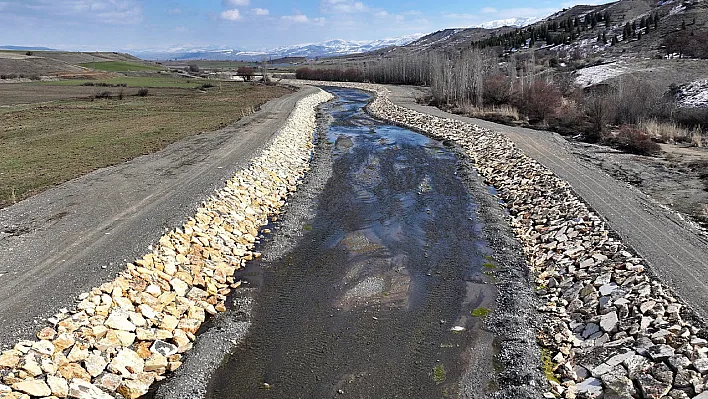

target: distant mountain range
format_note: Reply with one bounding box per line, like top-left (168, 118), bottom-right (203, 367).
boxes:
top-left (130, 35), bottom-right (425, 61)
top-left (0, 45), bottom-right (55, 51)
top-left (475, 16), bottom-right (542, 29)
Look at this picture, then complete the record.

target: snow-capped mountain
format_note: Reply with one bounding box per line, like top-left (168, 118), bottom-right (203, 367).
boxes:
top-left (131, 34), bottom-right (424, 61)
top-left (475, 16), bottom-right (541, 29)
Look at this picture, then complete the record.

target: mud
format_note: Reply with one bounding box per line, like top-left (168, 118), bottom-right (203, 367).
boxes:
top-left (204, 88), bottom-right (497, 398)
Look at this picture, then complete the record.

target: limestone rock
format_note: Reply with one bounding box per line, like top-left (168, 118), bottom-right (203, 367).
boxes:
top-left (108, 348), bottom-right (144, 377)
top-left (12, 379), bottom-right (52, 397)
top-left (46, 375), bottom-right (68, 398)
top-left (68, 380), bottom-right (113, 399)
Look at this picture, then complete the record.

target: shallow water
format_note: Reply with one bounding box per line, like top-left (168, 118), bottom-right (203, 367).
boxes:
top-left (206, 88), bottom-right (492, 398)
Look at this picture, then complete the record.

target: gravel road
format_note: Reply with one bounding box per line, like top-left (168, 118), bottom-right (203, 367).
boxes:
top-left (0, 86), bottom-right (319, 348)
top-left (386, 84), bottom-right (708, 320)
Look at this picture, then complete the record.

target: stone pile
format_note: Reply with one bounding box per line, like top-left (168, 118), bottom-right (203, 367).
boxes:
top-left (289, 80), bottom-right (708, 399)
top-left (0, 89), bottom-right (333, 399)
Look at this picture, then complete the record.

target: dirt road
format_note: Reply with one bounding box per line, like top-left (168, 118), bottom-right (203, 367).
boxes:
top-left (0, 86), bottom-right (319, 348)
top-left (387, 85), bottom-right (708, 320)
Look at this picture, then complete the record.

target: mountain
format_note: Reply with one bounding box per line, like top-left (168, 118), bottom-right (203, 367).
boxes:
top-left (475, 16), bottom-right (542, 29)
top-left (131, 34), bottom-right (424, 61)
top-left (0, 45), bottom-right (55, 51)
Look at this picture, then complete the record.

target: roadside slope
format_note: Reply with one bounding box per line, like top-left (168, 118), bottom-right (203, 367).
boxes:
top-left (0, 86), bottom-right (319, 348)
top-left (386, 85), bottom-right (708, 319)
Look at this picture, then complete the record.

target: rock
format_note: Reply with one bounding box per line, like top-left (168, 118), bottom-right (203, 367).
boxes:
top-left (84, 353), bottom-right (108, 377)
top-left (170, 278), bottom-right (189, 297)
top-left (144, 353), bottom-right (168, 373)
top-left (694, 357), bottom-right (708, 374)
top-left (674, 369), bottom-right (700, 388)
top-left (599, 283), bottom-right (617, 296)
top-left (20, 358), bottom-right (43, 376)
top-left (694, 392), bottom-right (708, 399)
top-left (601, 373), bottom-right (636, 399)
top-left (117, 374), bottom-right (154, 399)
top-left (52, 333), bottom-right (76, 352)
top-left (583, 323), bottom-right (600, 339)
top-left (108, 348), bottom-right (144, 377)
top-left (668, 355), bottom-right (691, 371)
top-left (624, 355), bottom-right (652, 379)
top-left (66, 344), bottom-right (89, 362)
top-left (37, 327), bottom-right (57, 341)
top-left (637, 373), bottom-right (671, 398)
top-left (0, 353), bottom-right (20, 368)
top-left (68, 380), bottom-right (113, 399)
top-left (104, 312), bottom-right (136, 332)
top-left (600, 312), bottom-right (619, 333)
top-left (150, 340), bottom-right (178, 357)
top-left (576, 377), bottom-right (603, 398)
top-left (650, 363), bottom-right (674, 384)
top-left (647, 344), bottom-right (675, 361)
top-left (160, 314), bottom-right (179, 331)
top-left (46, 375), bottom-right (68, 398)
top-left (12, 379), bottom-right (52, 396)
top-left (58, 363), bottom-right (92, 381)
top-left (591, 363), bottom-right (613, 378)
top-left (94, 373), bottom-right (122, 392)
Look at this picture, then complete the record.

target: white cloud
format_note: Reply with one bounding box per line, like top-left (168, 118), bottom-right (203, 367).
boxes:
top-left (481, 7), bottom-right (497, 14)
top-left (282, 14), bottom-right (310, 23)
top-left (252, 8), bottom-right (269, 16)
top-left (223, 0), bottom-right (250, 6)
top-left (374, 10), bottom-right (388, 17)
top-left (167, 8), bottom-right (183, 15)
top-left (221, 9), bottom-right (242, 21)
top-left (321, 0), bottom-right (368, 14)
top-left (3, 0), bottom-right (143, 24)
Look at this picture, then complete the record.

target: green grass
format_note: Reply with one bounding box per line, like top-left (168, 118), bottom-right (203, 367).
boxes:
top-left (36, 76), bottom-right (206, 89)
top-left (0, 83), bottom-right (292, 207)
top-left (471, 307), bottom-right (491, 317)
top-left (432, 364), bottom-right (446, 385)
top-left (541, 349), bottom-right (560, 384)
top-left (79, 61), bottom-right (164, 72)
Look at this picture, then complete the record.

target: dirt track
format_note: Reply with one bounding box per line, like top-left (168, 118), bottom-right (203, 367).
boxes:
top-left (387, 85), bottom-right (708, 320)
top-left (0, 86), bottom-right (319, 348)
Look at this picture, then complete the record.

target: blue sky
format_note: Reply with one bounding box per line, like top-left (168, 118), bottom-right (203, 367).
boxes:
top-left (0, 0), bottom-right (608, 51)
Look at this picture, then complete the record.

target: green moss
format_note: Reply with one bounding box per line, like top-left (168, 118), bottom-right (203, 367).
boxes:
top-left (541, 348), bottom-right (560, 384)
top-left (471, 307), bottom-right (491, 317)
top-left (482, 262), bottom-right (498, 270)
top-left (432, 364), bottom-right (446, 385)
top-left (303, 224), bottom-right (313, 231)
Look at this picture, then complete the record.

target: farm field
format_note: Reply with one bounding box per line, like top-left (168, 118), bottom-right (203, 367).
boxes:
top-left (78, 60), bottom-right (165, 72)
top-left (0, 81), bottom-right (291, 207)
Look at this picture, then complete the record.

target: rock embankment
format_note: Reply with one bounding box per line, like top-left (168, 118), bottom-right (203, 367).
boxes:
top-left (0, 89), bottom-right (333, 399)
top-left (290, 80), bottom-right (708, 399)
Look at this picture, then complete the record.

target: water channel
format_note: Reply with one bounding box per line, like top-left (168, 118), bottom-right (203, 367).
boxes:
top-left (205, 88), bottom-right (494, 398)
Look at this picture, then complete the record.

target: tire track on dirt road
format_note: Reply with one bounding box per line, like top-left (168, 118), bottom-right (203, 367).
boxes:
top-left (386, 84), bottom-right (708, 320)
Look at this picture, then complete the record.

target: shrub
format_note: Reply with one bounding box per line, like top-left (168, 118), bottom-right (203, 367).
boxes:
top-left (25, 51), bottom-right (33, 56)
top-left (483, 74), bottom-right (513, 105)
top-left (515, 80), bottom-right (563, 123)
top-left (188, 64), bottom-right (200, 73)
top-left (137, 88), bottom-right (149, 97)
top-left (118, 88), bottom-right (125, 100)
top-left (608, 125), bottom-right (662, 155)
top-left (199, 83), bottom-right (215, 90)
top-left (94, 91), bottom-right (112, 99)
top-left (584, 93), bottom-right (615, 141)
top-left (236, 66), bottom-right (255, 81)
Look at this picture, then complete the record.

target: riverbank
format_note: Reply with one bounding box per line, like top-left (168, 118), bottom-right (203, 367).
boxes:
top-left (287, 80), bottom-right (708, 399)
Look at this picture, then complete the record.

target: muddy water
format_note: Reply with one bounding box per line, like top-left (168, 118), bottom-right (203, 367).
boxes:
top-left (206, 88), bottom-right (493, 398)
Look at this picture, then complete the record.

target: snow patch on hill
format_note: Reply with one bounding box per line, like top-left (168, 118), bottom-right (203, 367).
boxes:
top-left (677, 80), bottom-right (708, 108)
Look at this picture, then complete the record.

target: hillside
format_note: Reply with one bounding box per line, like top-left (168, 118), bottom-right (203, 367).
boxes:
top-left (0, 50), bottom-right (157, 78)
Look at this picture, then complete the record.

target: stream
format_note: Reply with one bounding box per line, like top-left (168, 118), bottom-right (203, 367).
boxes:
top-left (204, 88), bottom-right (495, 398)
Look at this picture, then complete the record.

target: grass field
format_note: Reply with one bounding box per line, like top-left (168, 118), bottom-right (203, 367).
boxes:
top-left (79, 61), bottom-right (165, 72)
top-left (36, 76), bottom-right (208, 89)
top-left (0, 83), bottom-right (292, 207)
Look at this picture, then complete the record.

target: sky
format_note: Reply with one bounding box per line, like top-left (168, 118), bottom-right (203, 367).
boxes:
top-left (0, 0), bottom-right (609, 51)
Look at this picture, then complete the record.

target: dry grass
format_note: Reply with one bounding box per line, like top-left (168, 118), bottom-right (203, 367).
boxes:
top-left (459, 103), bottom-right (520, 121)
top-left (0, 83), bottom-right (292, 207)
top-left (640, 118), bottom-right (706, 147)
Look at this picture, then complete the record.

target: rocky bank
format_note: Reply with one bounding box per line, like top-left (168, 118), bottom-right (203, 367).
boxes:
top-left (0, 88), bottom-right (333, 399)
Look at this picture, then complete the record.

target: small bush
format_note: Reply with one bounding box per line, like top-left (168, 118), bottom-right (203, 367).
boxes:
top-left (188, 64), bottom-right (200, 73)
top-left (81, 82), bottom-right (96, 86)
top-left (25, 51), bottom-right (33, 56)
top-left (118, 88), bottom-right (125, 100)
top-left (515, 80), bottom-right (563, 123)
top-left (639, 119), bottom-right (691, 144)
top-left (94, 91), bottom-right (112, 99)
top-left (607, 125), bottom-right (662, 155)
top-left (137, 88), bottom-right (149, 97)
